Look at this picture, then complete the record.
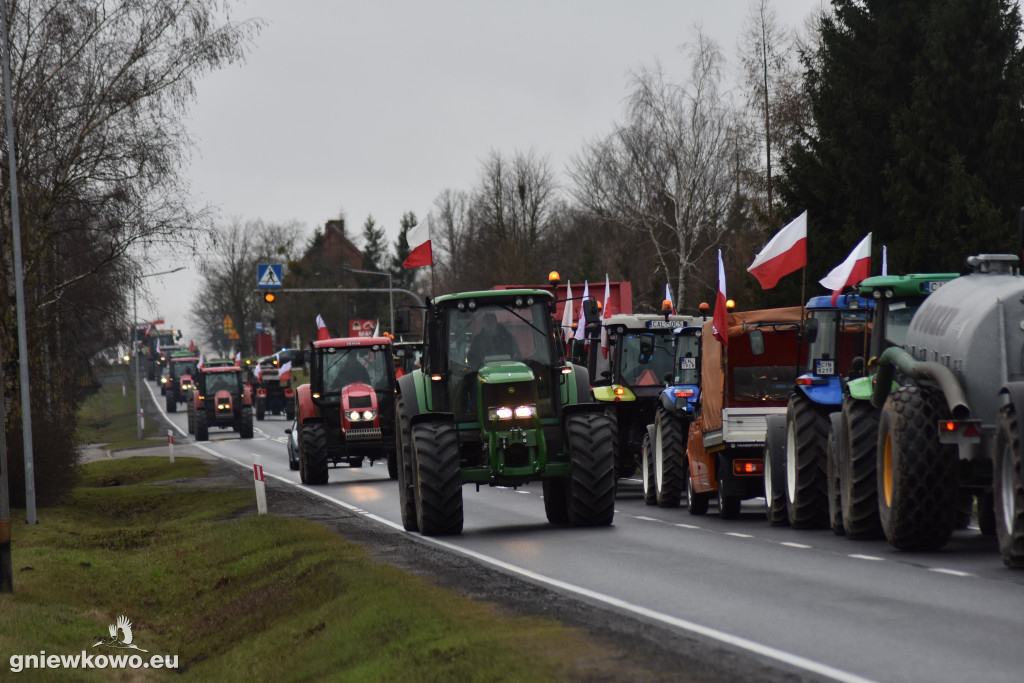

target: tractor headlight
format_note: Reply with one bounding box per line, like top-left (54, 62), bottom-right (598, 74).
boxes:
top-left (348, 409), bottom-right (376, 422)
top-left (494, 406), bottom-right (514, 420)
top-left (489, 405), bottom-right (535, 421)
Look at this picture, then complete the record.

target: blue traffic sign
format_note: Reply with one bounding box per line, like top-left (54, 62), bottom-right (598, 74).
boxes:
top-left (257, 264), bottom-right (283, 288)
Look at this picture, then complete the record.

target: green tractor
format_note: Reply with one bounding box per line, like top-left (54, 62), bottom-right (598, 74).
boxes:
top-left (395, 289), bottom-right (616, 535)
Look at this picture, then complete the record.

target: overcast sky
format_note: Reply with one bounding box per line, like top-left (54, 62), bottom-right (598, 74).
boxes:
top-left (146, 0), bottom-right (823, 343)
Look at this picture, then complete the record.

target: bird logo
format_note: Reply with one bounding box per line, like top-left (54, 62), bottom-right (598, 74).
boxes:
top-left (92, 615), bottom-right (149, 652)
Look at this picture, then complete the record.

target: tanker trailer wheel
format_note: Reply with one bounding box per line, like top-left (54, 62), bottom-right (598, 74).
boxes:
top-left (840, 396), bottom-right (883, 539)
top-left (195, 411), bottom-right (209, 442)
top-left (566, 412), bottom-right (616, 526)
top-left (239, 406), bottom-right (254, 439)
top-left (686, 459), bottom-right (710, 515)
top-left (301, 422), bottom-right (329, 485)
top-left (763, 413), bottom-right (788, 526)
top-left (877, 385), bottom-right (958, 550)
top-left (655, 407), bottom-right (685, 508)
top-left (641, 426), bottom-right (657, 506)
top-left (784, 393), bottom-right (829, 529)
top-left (412, 420), bottom-right (464, 536)
top-left (826, 412), bottom-right (845, 535)
top-left (394, 399), bottom-right (418, 531)
top-left (543, 479), bottom-right (570, 524)
top-left (994, 406), bottom-right (1024, 567)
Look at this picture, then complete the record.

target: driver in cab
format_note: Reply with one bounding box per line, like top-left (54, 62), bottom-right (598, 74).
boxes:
top-left (467, 312), bottom-right (518, 368)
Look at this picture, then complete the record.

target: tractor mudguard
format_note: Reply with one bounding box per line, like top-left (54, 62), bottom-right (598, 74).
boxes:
top-left (795, 377), bottom-right (842, 406)
top-left (593, 385), bottom-right (637, 403)
top-left (659, 384), bottom-right (700, 413)
top-left (296, 384), bottom-right (320, 424)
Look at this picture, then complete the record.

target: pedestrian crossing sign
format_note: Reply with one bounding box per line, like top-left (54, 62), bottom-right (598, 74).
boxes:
top-left (257, 264), bottom-right (283, 288)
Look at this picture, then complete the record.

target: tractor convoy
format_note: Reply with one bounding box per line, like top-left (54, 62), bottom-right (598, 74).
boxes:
top-left (151, 253), bottom-right (1024, 567)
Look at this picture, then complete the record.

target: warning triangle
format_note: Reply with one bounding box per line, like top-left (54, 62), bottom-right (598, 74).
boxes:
top-left (259, 266), bottom-right (281, 287)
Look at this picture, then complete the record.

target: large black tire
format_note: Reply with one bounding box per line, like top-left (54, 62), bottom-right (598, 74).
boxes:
top-left (255, 400), bottom-right (265, 421)
top-left (978, 490), bottom-right (996, 537)
top-left (605, 407), bottom-right (631, 479)
top-left (239, 406), bottom-right (254, 439)
top-left (187, 405), bottom-right (194, 435)
top-left (166, 393), bottom-right (177, 413)
top-left (301, 422), bottom-right (329, 485)
top-left (387, 451), bottom-right (398, 480)
top-left (877, 385), bottom-right (958, 551)
top-left (395, 399), bottom-right (418, 531)
top-left (412, 420), bottom-right (464, 535)
top-left (826, 412), bottom-right (845, 535)
top-left (655, 407), bottom-right (685, 508)
top-left (566, 412), bottom-right (616, 526)
top-left (195, 411), bottom-right (209, 442)
top-left (641, 426), bottom-right (657, 506)
top-left (286, 405), bottom-right (296, 421)
top-left (763, 413), bottom-right (788, 526)
top-left (841, 397), bottom-right (884, 539)
top-left (686, 460), bottom-right (709, 515)
top-left (994, 407), bottom-right (1024, 567)
top-left (785, 393), bottom-right (830, 528)
top-left (543, 478), bottom-right (570, 524)
top-left (717, 476), bottom-right (741, 520)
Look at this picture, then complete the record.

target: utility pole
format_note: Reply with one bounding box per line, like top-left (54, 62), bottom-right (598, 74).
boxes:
top-left (0, 339), bottom-right (12, 592)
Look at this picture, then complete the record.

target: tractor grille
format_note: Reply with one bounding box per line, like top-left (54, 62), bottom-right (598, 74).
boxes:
top-left (349, 394), bottom-right (373, 409)
top-left (345, 428), bottom-right (382, 442)
top-left (504, 443), bottom-right (530, 469)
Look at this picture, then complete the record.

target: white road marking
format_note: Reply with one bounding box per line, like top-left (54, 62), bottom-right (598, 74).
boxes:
top-left (673, 523), bottom-right (701, 529)
top-left (726, 532), bottom-right (753, 538)
top-left (781, 542), bottom-right (812, 549)
top-left (929, 568), bottom-right (974, 578)
top-left (849, 554), bottom-right (885, 561)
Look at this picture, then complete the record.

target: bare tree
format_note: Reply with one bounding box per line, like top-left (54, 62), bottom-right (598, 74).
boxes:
top-left (431, 188), bottom-right (475, 292)
top-left (569, 31), bottom-right (735, 308)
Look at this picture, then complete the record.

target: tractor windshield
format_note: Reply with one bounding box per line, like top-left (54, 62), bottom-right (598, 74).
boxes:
top-left (320, 346), bottom-right (391, 393)
top-left (446, 301), bottom-right (555, 420)
top-left (204, 372), bottom-right (240, 395)
top-left (616, 331), bottom-right (675, 387)
top-left (883, 300), bottom-right (918, 348)
top-left (805, 310), bottom-right (868, 377)
top-left (672, 332), bottom-right (701, 385)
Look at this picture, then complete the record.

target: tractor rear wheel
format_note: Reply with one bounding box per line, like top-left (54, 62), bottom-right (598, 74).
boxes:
top-left (841, 397), bottom-right (884, 539)
top-left (826, 412), bottom-right (845, 535)
top-left (302, 423), bottom-right (329, 485)
top-left (166, 393), bottom-right (176, 413)
top-left (239, 407), bottom-right (254, 439)
top-left (566, 412), bottom-right (616, 526)
top-left (412, 420), bottom-right (463, 535)
top-left (395, 398), bottom-right (418, 531)
top-left (686, 460), bottom-right (709, 515)
top-left (994, 406), bottom-right (1024, 567)
top-left (763, 413), bottom-right (788, 526)
top-left (877, 385), bottom-right (957, 550)
top-left (641, 426), bottom-right (657, 506)
top-left (655, 407), bottom-right (684, 508)
top-left (785, 393), bottom-right (829, 529)
top-left (195, 411), bottom-right (209, 441)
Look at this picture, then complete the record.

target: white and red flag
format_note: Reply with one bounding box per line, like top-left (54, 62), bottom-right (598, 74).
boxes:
top-left (372, 320), bottom-right (380, 337)
top-left (574, 281), bottom-right (589, 343)
top-left (277, 360), bottom-right (293, 383)
top-left (402, 215), bottom-right (433, 268)
top-left (560, 281), bottom-right (574, 345)
top-left (253, 363), bottom-right (262, 382)
top-left (712, 249), bottom-right (729, 347)
top-left (747, 211), bottom-right (808, 289)
top-left (197, 352), bottom-right (205, 370)
top-left (664, 283), bottom-right (675, 314)
top-left (600, 275), bottom-right (612, 358)
top-left (316, 314), bottom-right (331, 341)
top-left (234, 351), bottom-right (242, 366)
top-left (820, 233), bottom-right (872, 304)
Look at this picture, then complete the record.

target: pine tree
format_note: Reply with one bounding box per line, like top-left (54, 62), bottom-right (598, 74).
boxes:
top-left (391, 211), bottom-right (417, 291)
top-left (780, 0), bottom-right (1024, 277)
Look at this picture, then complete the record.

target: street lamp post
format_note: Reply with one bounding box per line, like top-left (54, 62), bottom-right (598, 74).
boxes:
top-left (134, 267), bottom-right (184, 440)
top-left (342, 266), bottom-right (394, 334)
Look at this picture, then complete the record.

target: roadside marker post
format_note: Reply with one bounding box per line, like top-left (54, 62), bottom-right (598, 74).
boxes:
top-left (167, 430), bottom-right (175, 463)
top-left (253, 454), bottom-right (267, 515)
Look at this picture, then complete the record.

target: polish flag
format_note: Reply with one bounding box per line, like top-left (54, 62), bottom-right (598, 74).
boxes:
top-left (372, 320), bottom-right (380, 337)
top-left (600, 275), bottom-right (612, 358)
top-left (198, 352), bottom-right (205, 370)
top-left (253, 363), bottom-right (262, 382)
top-left (402, 215), bottom-right (433, 268)
top-left (561, 281), bottom-right (574, 345)
top-left (316, 314), bottom-right (331, 341)
top-left (820, 233), bottom-right (872, 305)
top-left (277, 360), bottom-right (293, 383)
top-left (747, 211), bottom-right (808, 289)
top-left (664, 283), bottom-right (675, 314)
top-left (712, 249), bottom-right (728, 347)
top-left (574, 281), bottom-right (589, 342)
top-left (234, 351), bottom-right (242, 366)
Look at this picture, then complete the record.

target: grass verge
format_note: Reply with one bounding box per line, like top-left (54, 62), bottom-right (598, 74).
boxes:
top-left (0, 457), bottom-right (606, 681)
top-left (76, 375), bottom-right (164, 450)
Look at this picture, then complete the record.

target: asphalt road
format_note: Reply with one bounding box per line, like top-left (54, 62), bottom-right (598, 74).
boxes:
top-left (149, 382), bottom-right (1024, 683)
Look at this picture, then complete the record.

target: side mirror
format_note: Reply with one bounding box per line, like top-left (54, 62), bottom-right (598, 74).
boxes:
top-left (749, 329), bottom-right (765, 356)
top-left (394, 309), bottom-right (411, 334)
top-left (803, 317), bottom-right (819, 344)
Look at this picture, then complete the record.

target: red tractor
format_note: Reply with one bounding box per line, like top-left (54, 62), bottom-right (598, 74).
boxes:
top-left (188, 364), bottom-right (254, 441)
top-left (295, 336), bottom-right (397, 484)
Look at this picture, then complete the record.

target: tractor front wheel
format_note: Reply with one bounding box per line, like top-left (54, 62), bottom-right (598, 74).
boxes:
top-left (763, 413), bottom-right (788, 526)
top-left (841, 397), bottom-right (883, 539)
top-left (195, 411), bottom-right (209, 442)
top-left (239, 407), bottom-right (254, 439)
top-left (641, 426), bottom-right (657, 506)
top-left (877, 385), bottom-right (957, 550)
top-left (785, 393), bottom-right (830, 529)
top-left (566, 412), bottom-right (616, 526)
top-left (301, 422), bottom-right (329, 485)
top-left (543, 479), bottom-right (570, 524)
top-left (395, 398), bottom-right (418, 531)
top-left (826, 412), bottom-right (845, 535)
top-left (412, 420), bottom-right (463, 535)
top-left (655, 407), bottom-right (684, 508)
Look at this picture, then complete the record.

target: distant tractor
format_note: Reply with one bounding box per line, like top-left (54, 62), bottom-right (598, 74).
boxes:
top-left (252, 359), bottom-right (295, 421)
top-left (589, 312), bottom-right (700, 479)
top-left (395, 289), bottom-right (616, 535)
top-left (392, 340), bottom-right (423, 378)
top-left (295, 337), bottom-right (397, 484)
top-left (189, 364), bottom-right (254, 441)
top-left (643, 323), bottom-right (703, 507)
top-left (165, 352), bottom-right (199, 413)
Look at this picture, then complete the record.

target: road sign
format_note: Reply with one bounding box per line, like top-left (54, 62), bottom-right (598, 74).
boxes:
top-left (255, 322), bottom-right (263, 332)
top-left (257, 264), bottom-right (283, 288)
